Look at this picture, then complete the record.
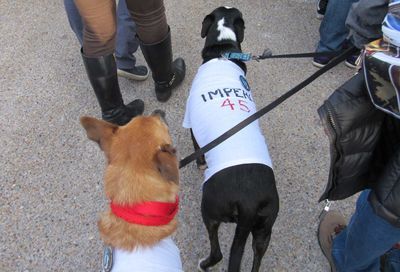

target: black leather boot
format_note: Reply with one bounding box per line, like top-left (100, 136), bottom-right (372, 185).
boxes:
top-left (81, 49), bottom-right (144, 125)
top-left (139, 29), bottom-right (186, 102)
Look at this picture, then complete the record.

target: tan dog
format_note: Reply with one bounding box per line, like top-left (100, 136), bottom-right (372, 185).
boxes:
top-left (80, 111), bottom-right (183, 272)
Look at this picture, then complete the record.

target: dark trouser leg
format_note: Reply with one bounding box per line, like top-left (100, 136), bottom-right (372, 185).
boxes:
top-left (125, 0), bottom-right (168, 44)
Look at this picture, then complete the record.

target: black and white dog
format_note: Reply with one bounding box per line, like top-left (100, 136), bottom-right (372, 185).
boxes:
top-left (182, 6), bottom-right (279, 272)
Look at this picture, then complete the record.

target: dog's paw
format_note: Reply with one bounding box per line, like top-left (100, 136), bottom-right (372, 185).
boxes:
top-left (197, 256), bottom-right (222, 271)
top-left (197, 258), bottom-right (207, 272)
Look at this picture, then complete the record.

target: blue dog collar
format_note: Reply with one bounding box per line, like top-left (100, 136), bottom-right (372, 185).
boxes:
top-left (222, 50), bottom-right (273, 62)
top-left (222, 52), bottom-right (253, 61)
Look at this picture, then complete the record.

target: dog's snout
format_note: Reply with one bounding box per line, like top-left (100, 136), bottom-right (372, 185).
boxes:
top-left (152, 109), bottom-right (166, 118)
top-left (151, 109), bottom-right (168, 124)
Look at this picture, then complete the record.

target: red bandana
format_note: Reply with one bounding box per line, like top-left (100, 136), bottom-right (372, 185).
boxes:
top-left (110, 197), bottom-right (179, 226)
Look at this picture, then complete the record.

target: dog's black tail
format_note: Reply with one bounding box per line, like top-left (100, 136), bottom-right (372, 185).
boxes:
top-left (228, 219), bottom-right (252, 271)
top-left (228, 205), bottom-right (258, 272)
top-left (228, 200), bottom-right (279, 272)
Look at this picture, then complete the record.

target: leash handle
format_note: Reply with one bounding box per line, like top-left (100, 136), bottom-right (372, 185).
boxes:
top-left (179, 46), bottom-right (357, 169)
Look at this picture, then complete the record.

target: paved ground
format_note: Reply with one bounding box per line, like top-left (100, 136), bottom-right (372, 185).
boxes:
top-left (1, 0), bottom-right (359, 271)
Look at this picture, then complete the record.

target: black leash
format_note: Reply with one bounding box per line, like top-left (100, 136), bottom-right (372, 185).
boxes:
top-left (222, 49), bottom-right (347, 62)
top-left (257, 50), bottom-right (346, 59)
top-left (179, 46), bottom-right (357, 169)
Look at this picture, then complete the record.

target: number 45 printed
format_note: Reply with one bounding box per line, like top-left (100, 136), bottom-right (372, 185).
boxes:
top-left (221, 98), bottom-right (250, 112)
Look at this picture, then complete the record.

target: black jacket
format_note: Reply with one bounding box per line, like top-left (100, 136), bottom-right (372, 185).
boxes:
top-left (318, 72), bottom-right (400, 228)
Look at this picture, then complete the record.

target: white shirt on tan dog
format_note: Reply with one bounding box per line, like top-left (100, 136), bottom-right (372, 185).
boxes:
top-left (183, 58), bottom-right (273, 182)
top-left (110, 237), bottom-right (183, 272)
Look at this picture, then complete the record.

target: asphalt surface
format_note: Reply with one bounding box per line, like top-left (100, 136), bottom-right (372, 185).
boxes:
top-left (1, 0), bottom-right (358, 271)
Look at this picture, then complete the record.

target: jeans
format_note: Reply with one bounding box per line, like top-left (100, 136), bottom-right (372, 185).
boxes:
top-left (115, 0), bottom-right (139, 70)
top-left (381, 247), bottom-right (400, 272)
top-left (63, 0), bottom-right (138, 69)
top-left (316, 0), bottom-right (358, 52)
top-left (332, 190), bottom-right (400, 272)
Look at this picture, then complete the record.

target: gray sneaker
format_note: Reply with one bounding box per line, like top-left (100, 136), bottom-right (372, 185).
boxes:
top-left (117, 65), bottom-right (149, 81)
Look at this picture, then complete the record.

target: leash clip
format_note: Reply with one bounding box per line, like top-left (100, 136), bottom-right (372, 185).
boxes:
top-left (253, 49), bottom-right (273, 61)
top-left (102, 246), bottom-right (114, 272)
top-left (251, 55), bottom-right (261, 62)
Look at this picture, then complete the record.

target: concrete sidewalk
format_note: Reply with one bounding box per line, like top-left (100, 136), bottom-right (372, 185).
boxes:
top-left (1, 0), bottom-right (357, 271)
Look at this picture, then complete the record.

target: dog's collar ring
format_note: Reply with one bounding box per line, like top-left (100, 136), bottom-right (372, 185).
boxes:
top-left (102, 246), bottom-right (113, 272)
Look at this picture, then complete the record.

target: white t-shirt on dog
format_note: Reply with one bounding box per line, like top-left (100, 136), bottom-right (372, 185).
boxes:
top-left (183, 58), bottom-right (272, 182)
top-left (112, 237), bottom-right (183, 272)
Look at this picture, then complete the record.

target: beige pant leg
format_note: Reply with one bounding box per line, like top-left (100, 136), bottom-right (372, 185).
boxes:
top-left (73, 0), bottom-right (117, 57)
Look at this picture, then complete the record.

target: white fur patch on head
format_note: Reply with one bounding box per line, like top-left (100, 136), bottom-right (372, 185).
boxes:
top-left (224, 6), bottom-right (233, 9)
top-left (217, 17), bottom-right (237, 42)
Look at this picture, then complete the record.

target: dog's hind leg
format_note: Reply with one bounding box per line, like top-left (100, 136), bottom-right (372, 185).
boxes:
top-left (250, 223), bottom-right (273, 272)
top-left (199, 217), bottom-right (223, 271)
top-left (250, 200), bottom-right (279, 272)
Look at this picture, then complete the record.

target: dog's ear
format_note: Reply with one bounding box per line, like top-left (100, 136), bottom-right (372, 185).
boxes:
top-left (201, 14), bottom-right (214, 38)
top-left (233, 17), bottom-right (245, 43)
top-left (80, 116), bottom-right (118, 152)
top-left (155, 144), bottom-right (179, 184)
